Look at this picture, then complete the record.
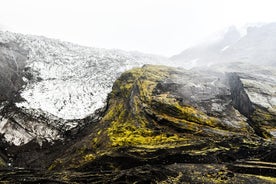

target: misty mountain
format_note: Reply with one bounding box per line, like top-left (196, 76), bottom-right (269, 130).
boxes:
top-left (0, 28), bottom-right (275, 183)
top-left (171, 23), bottom-right (276, 68)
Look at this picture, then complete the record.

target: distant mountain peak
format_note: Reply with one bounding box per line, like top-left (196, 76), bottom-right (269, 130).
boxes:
top-left (171, 22), bottom-right (276, 68)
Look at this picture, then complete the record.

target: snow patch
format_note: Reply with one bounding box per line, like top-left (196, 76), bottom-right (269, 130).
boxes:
top-left (221, 45), bottom-right (230, 52)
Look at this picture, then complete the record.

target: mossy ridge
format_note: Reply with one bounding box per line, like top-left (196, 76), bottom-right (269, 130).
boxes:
top-left (74, 65), bottom-right (256, 167)
top-left (50, 65), bottom-right (267, 171)
top-left (48, 66), bottom-right (171, 170)
top-left (106, 65), bottom-right (229, 149)
top-left (107, 65), bottom-right (187, 147)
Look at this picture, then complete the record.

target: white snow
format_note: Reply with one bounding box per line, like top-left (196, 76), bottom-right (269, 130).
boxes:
top-left (0, 118), bottom-right (8, 130)
top-left (0, 116), bottom-right (61, 146)
top-left (221, 45), bottom-right (230, 52)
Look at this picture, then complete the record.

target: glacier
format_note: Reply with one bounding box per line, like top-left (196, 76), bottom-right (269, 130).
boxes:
top-left (0, 31), bottom-right (170, 120)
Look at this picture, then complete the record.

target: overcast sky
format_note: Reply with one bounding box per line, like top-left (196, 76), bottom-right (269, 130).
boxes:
top-left (1, 0), bottom-right (276, 56)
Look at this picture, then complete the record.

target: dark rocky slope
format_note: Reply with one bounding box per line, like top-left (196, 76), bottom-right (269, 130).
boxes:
top-left (0, 41), bottom-right (27, 102)
top-left (0, 30), bottom-right (275, 183)
top-left (0, 64), bottom-right (275, 183)
top-left (28, 64), bottom-right (275, 183)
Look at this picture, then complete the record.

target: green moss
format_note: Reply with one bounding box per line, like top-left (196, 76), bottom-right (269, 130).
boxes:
top-left (255, 175), bottom-right (276, 182)
top-left (104, 66), bottom-right (183, 147)
top-left (251, 108), bottom-right (276, 138)
top-left (83, 154), bottom-right (95, 161)
top-left (106, 65), bottom-right (221, 148)
top-left (252, 108), bottom-right (274, 122)
top-left (151, 97), bottom-right (219, 128)
top-left (48, 159), bottom-right (63, 171)
top-left (0, 157), bottom-right (6, 167)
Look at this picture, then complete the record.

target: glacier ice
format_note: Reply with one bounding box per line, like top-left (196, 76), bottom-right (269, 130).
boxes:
top-left (0, 31), bottom-right (170, 120)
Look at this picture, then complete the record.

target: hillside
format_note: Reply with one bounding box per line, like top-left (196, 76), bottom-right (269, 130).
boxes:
top-left (45, 64), bottom-right (275, 183)
top-left (0, 31), bottom-right (275, 183)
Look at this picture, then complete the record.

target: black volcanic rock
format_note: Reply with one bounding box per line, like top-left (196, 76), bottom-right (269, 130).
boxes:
top-left (0, 42), bottom-right (27, 102)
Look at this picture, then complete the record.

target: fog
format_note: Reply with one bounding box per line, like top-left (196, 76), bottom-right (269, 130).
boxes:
top-left (1, 0), bottom-right (276, 56)
top-left (171, 23), bottom-right (276, 68)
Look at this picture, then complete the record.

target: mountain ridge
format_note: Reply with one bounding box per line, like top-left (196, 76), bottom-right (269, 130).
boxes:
top-left (171, 23), bottom-right (276, 68)
top-left (0, 26), bottom-right (275, 183)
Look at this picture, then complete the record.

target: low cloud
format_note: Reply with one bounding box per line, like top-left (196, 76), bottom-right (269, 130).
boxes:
top-left (0, 23), bottom-right (7, 30)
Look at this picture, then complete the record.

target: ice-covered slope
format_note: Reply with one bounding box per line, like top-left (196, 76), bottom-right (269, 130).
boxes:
top-left (0, 31), bottom-right (170, 145)
top-left (0, 31), bottom-right (169, 120)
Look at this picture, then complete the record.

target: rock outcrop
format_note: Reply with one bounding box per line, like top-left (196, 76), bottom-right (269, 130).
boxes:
top-left (39, 64), bottom-right (276, 183)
